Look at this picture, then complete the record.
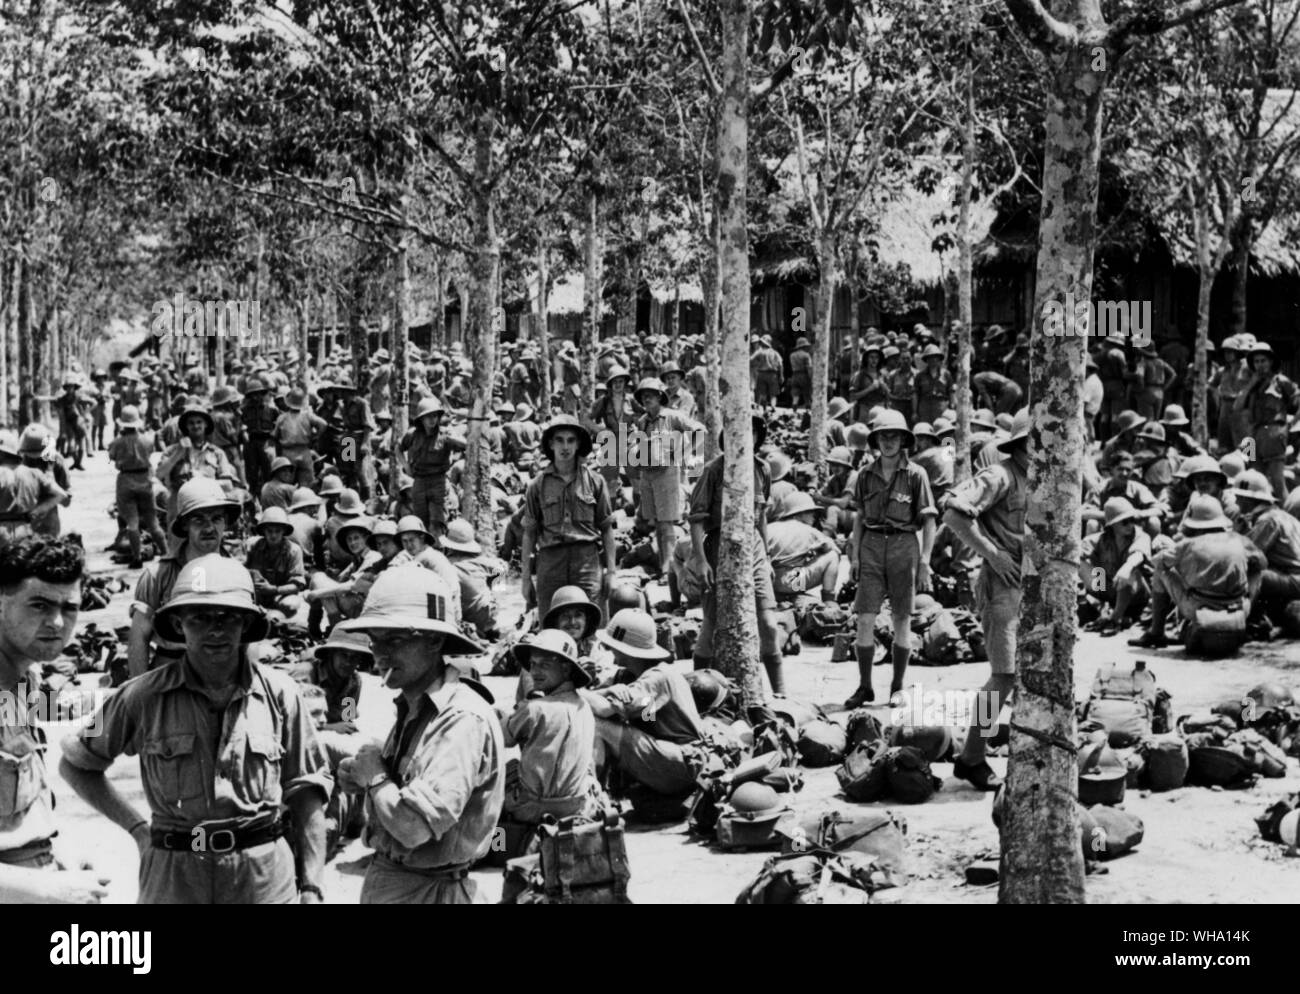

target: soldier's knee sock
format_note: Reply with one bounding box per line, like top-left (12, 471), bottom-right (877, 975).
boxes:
top-left (692, 653), bottom-right (713, 671)
top-left (308, 600), bottom-right (325, 639)
top-left (854, 644), bottom-right (874, 698)
top-left (1147, 590), bottom-right (1170, 634)
top-left (761, 653), bottom-right (785, 696)
top-left (889, 643), bottom-right (911, 696)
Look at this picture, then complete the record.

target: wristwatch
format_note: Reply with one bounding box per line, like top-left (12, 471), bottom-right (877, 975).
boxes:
top-left (365, 772), bottom-right (392, 792)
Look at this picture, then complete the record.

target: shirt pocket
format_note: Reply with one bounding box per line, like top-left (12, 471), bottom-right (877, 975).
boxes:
top-left (1004, 489), bottom-right (1028, 533)
top-left (143, 733), bottom-right (204, 809)
top-left (542, 492), bottom-right (566, 530)
top-left (572, 490), bottom-right (597, 527)
top-left (0, 749), bottom-right (42, 818)
top-left (240, 733), bottom-right (285, 805)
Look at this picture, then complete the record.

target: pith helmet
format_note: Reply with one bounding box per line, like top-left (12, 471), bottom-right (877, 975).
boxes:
top-left (512, 628), bottom-right (591, 689)
top-left (597, 608), bottom-right (670, 661)
top-left (339, 566), bottom-right (483, 656)
top-left (540, 414), bottom-right (593, 458)
top-left (1230, 469), bottom-right (1276, 505)
top-left (155, 555), bottom-right (268, 643)
top-left (542, 586), bottom-right (603, 637)
top-left (867, 408), bottom-right (914, 448)
top-left (171, 478), bottom-right (238, 537)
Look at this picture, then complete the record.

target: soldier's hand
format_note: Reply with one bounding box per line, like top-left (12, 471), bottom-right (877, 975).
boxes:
top-left (352, 743), bottom-right (386, 784)
top-left (692, 553), bottom-right (712, 587)
top-left (986, 549), bottom-right (1019, 584)
top-left (520, 573), bottom-right (535, 607)
top-left (41, 870), bottom-right (112, 905)
top-left (918, 562), bottom-right (932, 593)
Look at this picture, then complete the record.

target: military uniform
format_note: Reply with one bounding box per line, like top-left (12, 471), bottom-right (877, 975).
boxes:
top-left (109, 428), bottom-right (168, 561)
top-left (522, 463), bottom-right (613, 618)
top-left (245, 536), bottom-right (308, 616)
top-left (789, 345), bottom-right (812, 406)
top-left (63, 656), bottom-right (332, 904)
top-left (242, 394), bottom-right (280, 494)
top-left (0, 666), bottom-right (56, 871)
top-left (751, 346), bottom-right (784, 407)
top-left (0, 465), bottom-right (65, 549)
top-left (359, 673), bottom-right (504, 904)
top-left (852, 459), bottom-right (936, 618)
top-left (1240, 371), bottom-right (1300, 501)
top-left (914, 368), bottom-right (951, 425)
top-left (503, 687), bottom-right (595, 823)
top-left (273, 408), bottom-right (326, 488)
top-left (399, 424), bottom-right (465, 534)
top-left (593, 663), bottom-right (705, 795)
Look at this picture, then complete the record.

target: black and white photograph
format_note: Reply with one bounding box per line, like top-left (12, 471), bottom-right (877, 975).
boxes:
top-left (0, 0), bottom-right (1296, 938)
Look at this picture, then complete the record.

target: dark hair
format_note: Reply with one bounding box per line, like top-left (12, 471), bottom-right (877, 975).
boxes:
top-left (0, 534), bottom-right (88, 590)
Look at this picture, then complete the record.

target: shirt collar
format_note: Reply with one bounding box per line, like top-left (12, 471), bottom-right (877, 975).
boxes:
top-left (171, 650), bottom-right (259, 697)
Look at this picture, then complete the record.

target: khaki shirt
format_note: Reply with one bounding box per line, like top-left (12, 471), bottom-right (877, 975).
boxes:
top-left (522, 464), bottom-right (613, 548)
top-left (367, 674), bottom-right (504, 869)
top-left (0, 668), bottom-right (56, 854)
top-left (853, 459), bottom-right (936, 532)
top-left (946, 457), bottom-right (1028, 567)
top-left (64, 656), bottom-right (332, 832)
top-left (503, 687), bottom-right (594, 805)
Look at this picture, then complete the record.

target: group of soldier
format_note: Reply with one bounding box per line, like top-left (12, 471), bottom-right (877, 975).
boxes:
top-left (1, 313), bottom-right (1298, 904)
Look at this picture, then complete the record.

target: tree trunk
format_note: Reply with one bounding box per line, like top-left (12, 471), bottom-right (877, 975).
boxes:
top-left (954, 88), bottom-right (976, 483)
top-left (701, 214), bottom-right (722, 461)
top-left (432, 258), bottom-right (446, 353)
top-left (392, 233), bottom-right (411, 496)
top-left (463, 119), bottom-right (502, 548)
top-left (712, 0), bottom-right (762, 710)
top-left (1228, 227), bottom-right (1251, 339)
top-left (847, 256), bottom-right (861, 388)
top-left (1, 256), bottom-right (11, 427)
top-left (20, 258), bottom-right (37, 427)
top-left (998, 40), bottom-right (1099, 907)
top-left (535, 244), bottom-right (552, 418)
top-left (349, 261), bottom-right (370, 393)
top-left (670, 285), bottom-right (680, 353)
top-left (580, 189), bottom-right (602, 423)
top-left (1191, 258), bottom-right (1213, 446)
top-left (808, 239), bottom-right (837, 466)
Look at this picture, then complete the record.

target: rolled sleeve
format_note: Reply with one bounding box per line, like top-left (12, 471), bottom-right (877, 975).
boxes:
top-left (946, 464), bottom-right (1009, 519)
top-left (913, 466), bottom-right (937, 518)
top-left (399, 710), bottom-right (494, 837)
top-left (61, 676), bottom-right (144, 771)
top-left (278, 684), bottom-right (333, 805)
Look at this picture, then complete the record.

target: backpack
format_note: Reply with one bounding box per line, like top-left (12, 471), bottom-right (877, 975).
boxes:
top-left (830, 631), bottom-right (856, 662)
top-left (775, 810), bottom-right (908, 878)
top-left (1226, 729), bottom-right (1289, 778)
top-left (835, 740), bottom-right (889, 802)
top-left (888, 724), bottom-right (955, 764)
top-left (735, 851), bottom-right (882, 904)
top-left (715, 802), bottom-right (792, 852)
top-left (845, 708), bottom-right (886, 749)
top-left (1084, 663), bottom-right (1168, 747)
top-left (1139, 733), bottom-right (1188, 791)
top-left (919, 609), bottom-right (966, 666)
top-left (800, 602), bottom-right (850, 642)
top-left (1079, 805), bottom-right (1144, 862)
top-left (1187, 744), bottom-right (1257, 788)
top-left (885, 746), bottom-right (942, 803)
top-left (1255, 792), bottom-right (1299, 843)
top-left (797, 718), bottom-right (848, 767)
top-left (535, 809), bottom-right (632, 904)
top-left (671, 617), bottom-right (700, 661)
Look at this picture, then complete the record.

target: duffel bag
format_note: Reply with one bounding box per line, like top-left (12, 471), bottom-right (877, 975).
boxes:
top-left (1139, 733), bottom-right (1188, 791)
top-left (884, 745), bottom-right (941, 804)
top-left (835, 739), bottom-right (889, 802)
top-left (775, 809), bottom-right (907, 876)
top-left (798, 718), bottom-right (848, 767)
top-left (1079, 804), bottom-right (1144, 861)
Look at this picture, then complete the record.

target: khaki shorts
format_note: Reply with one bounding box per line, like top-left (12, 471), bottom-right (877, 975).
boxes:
top-left (854, 530), bottom-right (920, 616)
top-left (974, 564), bottom-right (1022, 675)
top-left (638, 468), bottom-right (683, 525)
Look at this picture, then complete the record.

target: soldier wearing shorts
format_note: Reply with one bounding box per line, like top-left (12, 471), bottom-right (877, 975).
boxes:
top-left (108, 406), bottom-right (168, 569)
top-left (846, 409), bottom-right (936, 708)
top-left (941, 407), bottom-right (1030, 791)
top-left (520, 415), bottom-right (615, 619)
top-left (631, 377), bottom-right (700, 575)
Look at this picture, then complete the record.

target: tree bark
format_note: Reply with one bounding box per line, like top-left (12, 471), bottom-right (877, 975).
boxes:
top-left (808, 238), bottom-right (837, 466)
top-left (431, 257), bottom-right (446, 353)
top-left (349, 259), bottom-right (370, 394)
top-left (998, 32), bottom-right (1099, 907)
top-left (19, 257), bottom-right (36, 426)
top-left (954, 82), bottom-right (976, 483)
top-left (712, 0), bottom-right (762, 709)
top-left (580, 189), bottom-right (602, 423)
top-left (1, 256), bottom-right (11, 427)
top-left (392, 231), bottom-right (411, 496)
top-left (535, 244), bottom-right (552, 418)
top-left (463, 117), bottom-right (502, 548)
top-left (1228, 227), bottom-right (1251, 338)
top-left (701, 213), bottom-right (722, 461)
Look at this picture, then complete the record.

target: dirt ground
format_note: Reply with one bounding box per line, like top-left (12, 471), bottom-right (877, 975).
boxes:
top-left (44, 453), bottom-right (1300, 904)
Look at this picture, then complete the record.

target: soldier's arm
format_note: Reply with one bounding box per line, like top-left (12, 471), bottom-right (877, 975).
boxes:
top-left (127, 610), bottom-right (153, 678)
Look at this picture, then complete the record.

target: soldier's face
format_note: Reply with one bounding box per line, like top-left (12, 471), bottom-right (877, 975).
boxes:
top-left (1252, 355), bottom-right (1272, 374)
top-left (553, 608), bottom-right (588, 644)
top-left (346, 531), bottom-right (370, 556)
top-left (1111, 463), bottom-right (1132, 484)
top-left (550, 430), bottom-right (580, 464)
top-left (262, 524), bottom-right (288, 547)
top-left (876, 431), bottom-right (904, 457)
top-left (1190, 473), bottom-right (1222, 496)
top-left (529, 651), bottom-right (571, 694)
top-left (375, 536), bottom-right (399, 558)
top-left (0, 578), bottom-right (80, 663)
top-left (370, 630), bottom-right (443, 691)
top-left (185, 509), bottom-right (228, 554)
top-left (664, 374), bottom-right (682, 390)
top-left (177, 606), bottom-right (251, 657)
top-left (184, 415), bottom-right (207, 440)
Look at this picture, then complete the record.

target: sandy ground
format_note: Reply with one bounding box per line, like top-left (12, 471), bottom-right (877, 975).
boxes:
top-left (42, 451), bottom-right (1300, 903)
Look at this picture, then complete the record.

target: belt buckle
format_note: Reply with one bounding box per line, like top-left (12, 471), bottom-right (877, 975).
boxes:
top-left (207, 829), bottom-right (238, 854)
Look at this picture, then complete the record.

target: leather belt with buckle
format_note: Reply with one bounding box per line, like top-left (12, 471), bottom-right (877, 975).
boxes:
top-left (151, 819), bottom-right (282, 854)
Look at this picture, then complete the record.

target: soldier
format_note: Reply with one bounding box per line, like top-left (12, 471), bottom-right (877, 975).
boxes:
top-left (241, 376), bottom-right (278, 496)
top-left (245, 506), bottom-right (308, 621)
top-left (54, 376), bottom-right (89, 471)
top-left (273, 388), bottom-right (326, 488)
top-left (1231, 470), bottom-right (1300, 631)
top-left (520, 414), bottom-right (615, 618)
top-left (589, 366), bottom-right (638, 502)
top-left (0, 433), bottom-right (68, 551)
top-left (1211, 336), bottom-right (1252, 451)
top-left (850, 344), bottom-right (889, 424)
top-left (941, 408), bottom-right (1030, 791)
top-left (400, 396), bottom-right (465, 538)
top-left (18, 425), bottom-right (71, 539)
top-left (883, 346), bottom-right (915, 424)
top-left (788, 336), bottom-right (812, 407)
top-left (751, 334), bottom-right (784, 408)
top-left (334, 567), bottom-right (502, 904)
top-left (127, 478), bottom-right (238, 676)
top-left (845, 410), bottom-right (936, 708)
top-left (502, 403), bottom-right (543, 466)
top-left (1079, 497), bottom-right (1152, 635)
top-left (687, 412), bottom-right (784, 694)
top-left (914, 344), bottom-right (951, 425)
top-left (62, 556), bottom-right (331, 904)
top-left (439, 519), bottom-right (504, 642)
top-left (210, 384), bottom-right (246, 487)
top-left (107, 406), bottom-right (168, 569)
top-left (1235, 342), bottom-right (1299, 502)
top-left (157, 400), bottom-right (237, 525)
top-left (661, 363), bottom-right (696, 420)
top-left (89, 369), bottom-right (110, 450)
top-left (392, 515), bottom-right (463, 621)
top-left (260, 456), bottom-right (297, 510)
top-left (332, 378), bottom-right (377, 500)
top-left (766, 491), bottom-right (841, 602)
top-left (288, 487), bottom-right (324, 570)
top-left (632, 377), bottom-right (700, 575)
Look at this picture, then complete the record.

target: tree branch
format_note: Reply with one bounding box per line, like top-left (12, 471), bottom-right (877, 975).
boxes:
top-left (1000, 0), bottom-right (1075, 52)
top-left (1110, 0), bottom-right (1248, 43)
top-left (674, 0), bottom-right (721, 98)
